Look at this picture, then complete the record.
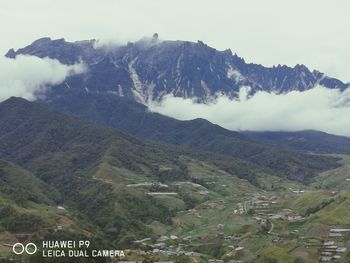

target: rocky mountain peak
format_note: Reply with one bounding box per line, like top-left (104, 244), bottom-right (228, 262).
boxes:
top-left (5, 37), bottom-right (349, 103)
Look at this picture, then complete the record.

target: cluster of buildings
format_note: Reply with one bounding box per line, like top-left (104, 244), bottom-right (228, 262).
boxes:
top-left (319, 228), bottom-right (349, 262)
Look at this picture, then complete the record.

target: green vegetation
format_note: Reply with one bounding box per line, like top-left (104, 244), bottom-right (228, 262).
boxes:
top-left (49, 92), bottom-right (340, 181)
top-left (0, 98), bottom-right (349, 262)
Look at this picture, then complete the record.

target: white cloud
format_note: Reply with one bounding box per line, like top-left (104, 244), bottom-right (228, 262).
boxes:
top-left (0, 55), bottom-right (85, 101)
top-left (149, 86), bottom-right (350, 137)
top-left (93, 35), bottom-right (160, 50)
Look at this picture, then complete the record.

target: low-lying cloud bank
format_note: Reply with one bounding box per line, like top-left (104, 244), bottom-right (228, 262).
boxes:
top-left (0, 55), bottom-right (85, 101)
top-left (149, 86), bottom-right (350, 137)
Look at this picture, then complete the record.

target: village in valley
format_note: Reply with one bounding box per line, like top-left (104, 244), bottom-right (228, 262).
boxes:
top-left (113, 157), bottom-right (350, 263)
top-left (1, 158), bottom-right (350, 263)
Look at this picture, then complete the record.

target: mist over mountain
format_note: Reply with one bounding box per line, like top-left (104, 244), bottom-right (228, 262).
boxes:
top-left (149, 86), bottom-right (350, 136)
top-left (0, 54), bottom-right (84, 101)
top-left (3, 36), bottom-right (350, 137)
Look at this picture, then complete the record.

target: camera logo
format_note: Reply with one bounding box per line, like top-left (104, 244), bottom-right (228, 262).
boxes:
top-left (13, 243), bottom-right (37, 255)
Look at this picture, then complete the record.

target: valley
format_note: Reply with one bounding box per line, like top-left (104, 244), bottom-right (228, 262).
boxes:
top-left (1, 153), bottom-right (350, 262)
top-left (92, 157), bottom-right (350, 263)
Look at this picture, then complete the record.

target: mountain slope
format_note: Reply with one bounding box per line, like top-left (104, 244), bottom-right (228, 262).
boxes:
top-left (0, 160), bottom-right (96, 258)
top-left (243, 130), bottom-right (350, 154)
top-left (0, 159), bottom-right (57, 206)
top-left (0, 97), bottom-right (274, 247)
top-left (47, 91), bottom-right (339, 181)
top-left (0, 97), bottom-right (340, 247)
top-left (6, 36), bottom-right (349, 103)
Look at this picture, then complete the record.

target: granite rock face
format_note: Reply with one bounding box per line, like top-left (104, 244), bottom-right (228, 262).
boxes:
top-left (7, 36), bottom-right (349, 103)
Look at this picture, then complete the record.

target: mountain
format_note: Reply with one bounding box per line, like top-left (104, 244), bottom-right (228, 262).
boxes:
top-left (243, 130), bottom-right (350, 154)
top-left (3, 36), bottom-right (343, 182)
top-left (0, 97), bottom-right (274, 247)
top-left (6, 36), bottom-right (349, 103)
top-left (46, 90), bottom-right (339, 182)
top-left (0, 97), bottom-right (339, 245)
top-left (0, 100), bottom-right (349, 262)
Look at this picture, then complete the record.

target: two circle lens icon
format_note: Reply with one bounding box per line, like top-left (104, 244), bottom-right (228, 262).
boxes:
top-left (13, 243), bottom-right (37, 255)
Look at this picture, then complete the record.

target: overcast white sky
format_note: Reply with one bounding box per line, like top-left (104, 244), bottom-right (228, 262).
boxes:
top-left (1, 0), bottom-right (350, 82)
